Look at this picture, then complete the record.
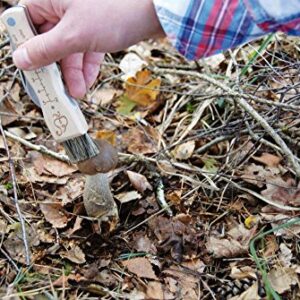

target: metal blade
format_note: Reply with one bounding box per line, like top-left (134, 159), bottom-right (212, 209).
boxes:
top-left (9, 38), bottom-right (41, 107)
top-left (19, 70), bottom-right (41, 107)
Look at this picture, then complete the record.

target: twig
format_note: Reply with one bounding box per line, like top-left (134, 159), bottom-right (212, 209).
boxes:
top-left (4, 130), bottom-right (70, 163)
top-left (0, 248), bottom-right (20, 272)
top-left (224, 178), bottom-right (300, 211)
top-left (0, 123), bottom-right (31, 265)
top-left (155, 68), bottom-right (300, 177)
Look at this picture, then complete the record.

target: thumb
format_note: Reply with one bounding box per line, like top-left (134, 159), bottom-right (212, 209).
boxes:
top-left (13, 22), bottom-right (75, 70)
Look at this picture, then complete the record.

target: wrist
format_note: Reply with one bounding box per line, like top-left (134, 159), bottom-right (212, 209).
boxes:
top-left (116, 0), bottom-right (165, 50)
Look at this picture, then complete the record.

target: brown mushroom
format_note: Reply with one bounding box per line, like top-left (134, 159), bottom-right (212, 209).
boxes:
top-left (77, 139), bottom-right (118, 175)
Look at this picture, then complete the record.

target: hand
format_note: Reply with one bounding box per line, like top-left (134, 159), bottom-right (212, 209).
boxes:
top-left (13, 0), bottom-right (164, 98)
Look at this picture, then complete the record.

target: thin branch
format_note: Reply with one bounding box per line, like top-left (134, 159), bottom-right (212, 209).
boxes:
top-left (0, 123), bottom-right (31, 265)
top-left (155, 68), bottom-right (300, 177)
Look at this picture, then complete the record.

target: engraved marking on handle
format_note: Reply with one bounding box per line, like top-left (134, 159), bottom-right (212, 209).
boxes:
top-left (53, 111), bottom-right (69, 136)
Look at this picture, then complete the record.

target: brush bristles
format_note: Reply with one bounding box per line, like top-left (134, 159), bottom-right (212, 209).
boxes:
top-left (62, 134), bottom-right (99, 163)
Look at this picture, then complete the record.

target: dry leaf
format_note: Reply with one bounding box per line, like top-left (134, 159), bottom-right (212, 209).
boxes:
top-left (206, 224), bottom-right (256, 258)
top-left (125, 70), bottom-right (161, 107)
top-left (230, 266), bottom-right (256, 280)
top-left (261, 178), bottom-right (300, 206)
top-left (60, 245), bottom-right (86, 264)
top-left (132, 231), bottom-right (157, 254)
top-left (115, 191), bottom-right (142, 203)
top-left (29, 151), bottom-right (77, 177)
top-left (96, 130), bottom-right (117, 146)
top-left (172, 141), bottom-right (195, 160)
top-left (126, 171), bottom-right (152, 193)
top-left (122, 127), bottom-right (159, 154)
top-left (268, 267), bottom-right (298, 294)
top-left (89, 88), bottom-right (122, 106)
top-left (146, 281), bottom-right (164, 300)
top-left (166, 190), bottom-right (182, 206)
top-left (252, 152), bottom-right (282, 167)
top-left (65, 217), bottom-right (83, 237)
top-left (279, 243), bottom-right (292, 267)
top-left (0, 98), bottom-right (22, 126)
top-left (40, 203), bottom-right (69, 228)
top-left (122, 257), bottom-right (158, 280)
top-left (3, 223), bottom-right (40, 264)
top-left (241, 163), bottom-right (280, 188)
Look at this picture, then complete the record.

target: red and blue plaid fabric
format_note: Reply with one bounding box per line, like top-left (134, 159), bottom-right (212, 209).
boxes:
top-left (153, 0), bottom-right (300, 59)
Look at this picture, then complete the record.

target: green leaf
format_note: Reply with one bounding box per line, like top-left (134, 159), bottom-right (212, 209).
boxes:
top-left (202, 158), bottom-right (218, 174)
top-left (116, 95), bottom-right (137, 115)
top-left (216, 98), bottom-right (225, 109)
top-left (186, 102), bottom-right (196, 113)
top-left (4, 182), bottom-right (13, 190)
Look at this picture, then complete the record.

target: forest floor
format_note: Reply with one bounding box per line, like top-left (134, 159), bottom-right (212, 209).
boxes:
top-left (1, 2), bottom-right (300, 300)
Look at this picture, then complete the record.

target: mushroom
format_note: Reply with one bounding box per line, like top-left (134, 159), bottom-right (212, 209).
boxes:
top-left (78, 139), bottom-right (119, 234)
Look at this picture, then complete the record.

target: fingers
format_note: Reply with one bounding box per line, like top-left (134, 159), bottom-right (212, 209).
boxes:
top-left (83, 52), bottom-right (104, 88)
top-left (61, 53), bottom-right (86, 99)
top-left (61, 52), bottom-right (104, 98)
top-left (13, 19), bottom-right (78, 70)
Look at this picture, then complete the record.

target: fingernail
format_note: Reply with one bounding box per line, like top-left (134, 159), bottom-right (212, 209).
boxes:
top-left (13, 48), bottom-right (34, 70)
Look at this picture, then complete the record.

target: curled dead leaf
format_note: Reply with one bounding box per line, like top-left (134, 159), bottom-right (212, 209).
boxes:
top-left (172, 141), bottom-right (195, 160)
top-left (40, 202), bottom-right (69, 228)
top-left (252, 152), bottom-right (282, 167)
top-left (126, 170), bottom-right (152, 193)
top-left (122, 257), bottom-right (158, 280)
top-left (115, 191), bottom-right (142, 203)
top-left (60, 245), bottom-right (86, 264)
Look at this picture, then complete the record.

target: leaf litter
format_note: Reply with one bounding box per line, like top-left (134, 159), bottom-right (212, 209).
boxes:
top-left (0, 10), bottom-right (300, 299)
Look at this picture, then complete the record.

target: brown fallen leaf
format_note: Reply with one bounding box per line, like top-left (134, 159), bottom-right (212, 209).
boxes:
top-left (132, 231), bottom-right (157, 254)
top-left (53, 273), bottom-right (83, 287)
top-left (206, 224), bottom-right (256, 258)
top-left (3, 223), bottom-right (40, 264)
top-left (172, 141), bottom-right (195, 160)
top-left (40, 202), bottom-right (69, 228)
top-left (60, 245), bottom-right (86, 264)
top-left (89, 88), bottom-right (122, 106)
top-left (163, 265), bottom-right (200, 300)
top-left (44, 157), bottom-right (77, 177)
top-left (125, 70), bottom-right (161, 107)
top-left (0, 98), bottom-right (23, 126)
top-left (261, 178), bottom-right (300, 206)
top-left (252, 152), bottom-right (282, 167)
top-left (96, 130), bottom-right (117, 146)
top-left (115, 191), bottom-right (142, 203)
top-left (268, 267), bottom-right (298, 294)
top-left (122, 257), bottom-right (158, 280)
top-left (122, 126), bottom-right (159, 154)
top-left (230, 266), bottom-right (256, 280)
top-left (146, 281), bottom-right (164, 300)
top-left (241, 163), bottom-right (280, 188)
top-left (279, 243), bottom-right (293, 267)
top-left (126, 170), bottom-right (153, 193)
top-left (64, 217), bottom-right (83, 237)
top-left (56, 176), bottom-right (85, 206)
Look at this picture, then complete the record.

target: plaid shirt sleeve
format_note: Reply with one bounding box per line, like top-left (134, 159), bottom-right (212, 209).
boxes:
top-left (153, 0), bottom-right (300, 60)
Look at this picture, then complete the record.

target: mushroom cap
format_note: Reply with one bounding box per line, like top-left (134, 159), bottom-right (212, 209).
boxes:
top-left (77, 139), bottom-right (118, 175)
